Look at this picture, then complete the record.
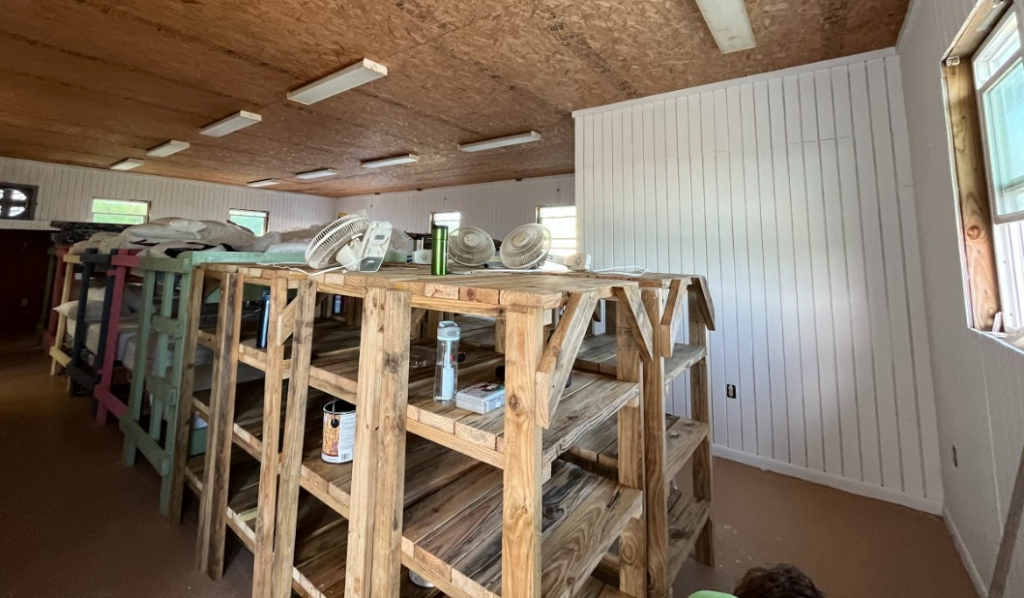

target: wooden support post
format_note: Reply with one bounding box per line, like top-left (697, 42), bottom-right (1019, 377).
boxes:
top-left (271, 280), bottom-right (319, 598)
top-left (122, 270), bottom-right (156, 466)
top-left (345, 288), bottom-right (413, 598)
top-left (196, 272), bottom-right (242, 578)
top-left (167, 266), bottom-right (202, 522)
top-left (494, 313), bottom-right (506, 353)
top-left (641, 288), bottom-right (669, 598)
top-left (502, 306), bottom-right (545, 598)
top-left (252, 275), bottom-right (289, 598)
top-left (616, 299), bottom-right (647, 598)
top-left (535, 291), bottom-right (599, 428)
top-left (50, 261), bottom-right (74, 376)
top-left (688, 291), bottom-right (714, 567)
top-left (425, 309), bottom-right (443, 341)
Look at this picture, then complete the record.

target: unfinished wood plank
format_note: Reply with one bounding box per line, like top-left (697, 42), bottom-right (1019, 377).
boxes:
top-left (196, 271), bottom-right (242, 579)
top-left (169, 266), bottom-right (206, 524)
top-left (611, 286), bottom-right (653, 361)
top-left (616, 297), bottom-right (646, 598)
top-left (659, 279), bottom-right (686, 358)
top-left (688, 291), bottom-right (714, 567)
top-left (271, 280), bottom-right (318, 598)
top-left (252, 275), bottom-right (290, 598)
top-left (345, 287), bottom-right (414, 598)
top-left (535, 291), bottom-right (599, 428)
top-left (502, 305), bottom-right (545, 598)
top-left (277, 297), bottom-right (298, 346)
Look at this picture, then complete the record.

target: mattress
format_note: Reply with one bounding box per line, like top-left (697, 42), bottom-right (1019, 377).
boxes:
top-left (123, 333), bottom-right (263, 392)
top-left (65, 317), bottom-right (139, 364)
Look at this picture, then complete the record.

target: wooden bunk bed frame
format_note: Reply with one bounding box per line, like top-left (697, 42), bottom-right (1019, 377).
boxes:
top-left (181, 263), bottom-right (695, 598)
top-left (90, 250), bottom-right (142, 423)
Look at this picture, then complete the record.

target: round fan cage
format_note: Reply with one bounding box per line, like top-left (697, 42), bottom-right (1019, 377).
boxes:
top-left (448, 226), bottom-right (496, 267)
top-left (500, 223), bottom-right (552, 269)
top-left (305, 214), bottom-right (370, 269)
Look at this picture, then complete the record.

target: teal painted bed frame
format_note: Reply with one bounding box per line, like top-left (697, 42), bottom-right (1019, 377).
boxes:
top-left (119, 250), bottom-right (304, 519)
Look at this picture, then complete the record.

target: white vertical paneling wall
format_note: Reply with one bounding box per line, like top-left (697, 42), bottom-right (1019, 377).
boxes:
top-left (335, 175), bottom-right (574, 238)
top-left (899, 0), bottom-right (1024, 594)
top-left (0, 156), bottom-right (338, 231)
top-left (575, 48), bottom-right (943, 513)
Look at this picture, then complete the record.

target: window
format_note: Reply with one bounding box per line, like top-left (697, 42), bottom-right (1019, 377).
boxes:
top-left (946, 0), bottom-right (1024, 333)
top-left (537, 205), bottom-right (577, 257)
top-left (0, 183), bottom-right (37, 221)
top-left (92, 198), bottom-right (149, 225)
top-left (430, 211), bottom-right (461, 231)
top-left (229, 208), bottom-right (269, 236)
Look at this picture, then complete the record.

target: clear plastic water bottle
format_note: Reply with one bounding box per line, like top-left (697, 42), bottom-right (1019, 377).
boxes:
top-left (434, 321), bottom-right (460, 403)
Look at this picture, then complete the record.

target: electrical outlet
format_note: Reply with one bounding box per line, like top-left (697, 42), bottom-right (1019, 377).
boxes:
top-left (726, 384), bottom-right (737, 399)
top-left (953, 445), bottom-right (959, 468)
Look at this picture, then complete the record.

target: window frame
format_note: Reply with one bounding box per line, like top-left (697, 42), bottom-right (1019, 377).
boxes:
top-left (228, 208), bottom-right (270, 236)
top-left (974, 4), bottom-right (1024, 226)
top-left (535, 204), bottom-right (578, 257)
top-left (91, 198), bottom-right (150, 225)
top-left (429, 210), bottom-right (462, 231)
top-left (0, 182), bottom-right (38, 221)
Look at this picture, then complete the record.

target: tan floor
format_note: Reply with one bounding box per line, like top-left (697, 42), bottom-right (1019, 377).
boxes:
top-left (0, 337), bottom-right (976, 598)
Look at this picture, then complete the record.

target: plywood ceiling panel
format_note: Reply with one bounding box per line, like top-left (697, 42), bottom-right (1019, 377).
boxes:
top-left (0, 0), bottom-right (910, 197)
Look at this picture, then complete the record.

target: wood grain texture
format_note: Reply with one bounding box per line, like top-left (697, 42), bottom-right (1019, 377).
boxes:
top-left (535, 290), bottom-right (599, 428)
top-left (688, 292), bottom-right (714, 567)
top-left (196, 272), bottom-right (241, 579)
top-left (945, 62), bottom-right (1001, 330)
top-left (611, 286), bottom-right (653, 361)
top-left (615, 298), bottom-right (646, 597)
top-left (0, 0), bottom-right (911, 195)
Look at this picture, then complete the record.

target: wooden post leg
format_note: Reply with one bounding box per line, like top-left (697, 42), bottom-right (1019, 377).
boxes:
top-left (502, 306), bottom-right (545, 598)
top-left (345, 288), bottom-right (413, 598)
top-left (167, 268), bottom-right (202, 522)
top-left (252, 275), bottom-right (289, 598)
top-left (196, 273), bottom-right (242, 577)
top-left (640, 289), bottom-right (669, 598)
top-left (50, 262), bottom-right (74, 376)
top-left (494, 313), bottom-right (506, 353)
top-left (270, 280), bottom-right (319, 598)
top-left (122, 270), bottom-right (156, 466)
top-left (688, 292), bottom-right (714, 567)
top-left (617, 298), bottom-right (647, 598)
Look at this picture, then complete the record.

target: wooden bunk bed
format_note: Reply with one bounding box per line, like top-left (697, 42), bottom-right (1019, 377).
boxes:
top-left (184, 263), bottom-right (668, 598)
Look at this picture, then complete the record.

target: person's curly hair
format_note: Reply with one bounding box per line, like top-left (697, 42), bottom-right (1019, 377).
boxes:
top-left (733, 564), bottom-right (825, 598)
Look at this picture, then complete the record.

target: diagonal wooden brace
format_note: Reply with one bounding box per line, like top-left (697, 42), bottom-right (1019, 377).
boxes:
top-left (659, 279), bottom-right (686, 358)
top-left (612, 286), bottom-right (654, 362)
top-left (276, 296), bottom-right (298, 346)
top-left (534, 291), bottom-right (599, 429)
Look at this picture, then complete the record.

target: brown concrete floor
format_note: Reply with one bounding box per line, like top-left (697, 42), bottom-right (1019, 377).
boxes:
top-left (0, 337), bottom-right (977, 598)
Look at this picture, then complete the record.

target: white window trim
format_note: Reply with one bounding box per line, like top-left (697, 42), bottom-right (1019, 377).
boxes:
top-left (91, 198), bottom-right (150, 224)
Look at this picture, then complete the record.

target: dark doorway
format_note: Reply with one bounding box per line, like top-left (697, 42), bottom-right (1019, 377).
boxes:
top-left (0, 230), bottom-right (52, 337)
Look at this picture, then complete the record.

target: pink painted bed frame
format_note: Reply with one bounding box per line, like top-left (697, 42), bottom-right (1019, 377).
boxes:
top-left (93, 249), bottom-right (141, 424)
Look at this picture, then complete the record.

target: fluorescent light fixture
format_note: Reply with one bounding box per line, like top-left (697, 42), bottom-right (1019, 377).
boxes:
top-left (295, 168), bottom-right (339, 180)
top-left (247, 179), bottom-right (281, 188)
top-left (693, 0), bottom-right (756, 54)
top-left (200, 110), bottom-right (262, 137)
top-left (360, 154), bottom-right (420, 169)
top-left (457, 131), bottom-right (543, 153)
top-left (146, 140), bottom-right (190, 158)
top-left (288, 58), bottom-right (388, 105)
top-left (110, 159), bottom-right (144, 171)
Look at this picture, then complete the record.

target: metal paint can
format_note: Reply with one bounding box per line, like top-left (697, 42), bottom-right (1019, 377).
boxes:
top-left (321, 400), bottom-right (356, 464)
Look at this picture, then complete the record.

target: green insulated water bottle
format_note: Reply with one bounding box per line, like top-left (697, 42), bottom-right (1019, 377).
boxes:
top-left (431, 225), bottom-right (448, 276)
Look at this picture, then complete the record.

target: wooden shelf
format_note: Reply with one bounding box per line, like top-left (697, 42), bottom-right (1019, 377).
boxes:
top-left (184, 452), bottom-right (441, 598)
top-left (574, 335), bottom-right (706, 383)
top-left (665, 490), bottom-right (712, 583)
top-left (565, 414), bottom-right (708, 481)
top-left (402, 459), bottom-right (642, 598)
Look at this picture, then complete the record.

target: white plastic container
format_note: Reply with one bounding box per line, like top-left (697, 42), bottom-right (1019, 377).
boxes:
top-left (434, 321), bottom-right (460, 403)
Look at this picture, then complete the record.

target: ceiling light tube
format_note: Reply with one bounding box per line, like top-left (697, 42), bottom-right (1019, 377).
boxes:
top-left (200, 110), bottom-right (262, 137)
top-left (288, 58), bottom-right (389, 105)
top-left (146, 140), bottom-right (190, 158)
top-left (295, 168), bottom-right (339, 180)
top-left (360, 154), bottom-right (420, 169)
top-left (247, 179), bottom-right (281, 188)
top-left (111, 159), bottom-right (144, 171)
top-left (693, 0), bottom-right (756, 54)
top-left (457, 131), bottom-right (543, 153)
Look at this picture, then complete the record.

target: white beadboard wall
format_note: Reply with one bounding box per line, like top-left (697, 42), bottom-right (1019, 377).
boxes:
top-left (899, 0), bottom-right (1024, 594)
top-left (574, 48), bottom-right (943, 513)
top-left (335, 175), bottom-right (574, 237)
top-left (0, 156), bottom-right (338, 231)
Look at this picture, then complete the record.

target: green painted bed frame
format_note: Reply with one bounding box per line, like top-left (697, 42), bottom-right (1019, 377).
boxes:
top-left (119, 250), bottom-right (305, 519)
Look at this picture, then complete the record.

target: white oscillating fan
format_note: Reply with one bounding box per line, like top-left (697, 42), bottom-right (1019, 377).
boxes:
top-left (339, 221), bottom-right (392, 273)
top-left (500, 223), bottom-right (552, 269)
top-left (306, 214), bottom-right (370, 269)
top-left (546, 252), bottom-right (592, 271)
top-left (448, 227), bottom-right (496, 267)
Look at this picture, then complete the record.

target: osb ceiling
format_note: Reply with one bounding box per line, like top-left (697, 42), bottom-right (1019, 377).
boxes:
top-left (0, 0), bottom-right (911, 198)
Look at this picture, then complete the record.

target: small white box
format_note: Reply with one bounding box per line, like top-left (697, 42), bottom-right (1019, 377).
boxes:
top-left (455, 382), bottom-right (505, 414)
